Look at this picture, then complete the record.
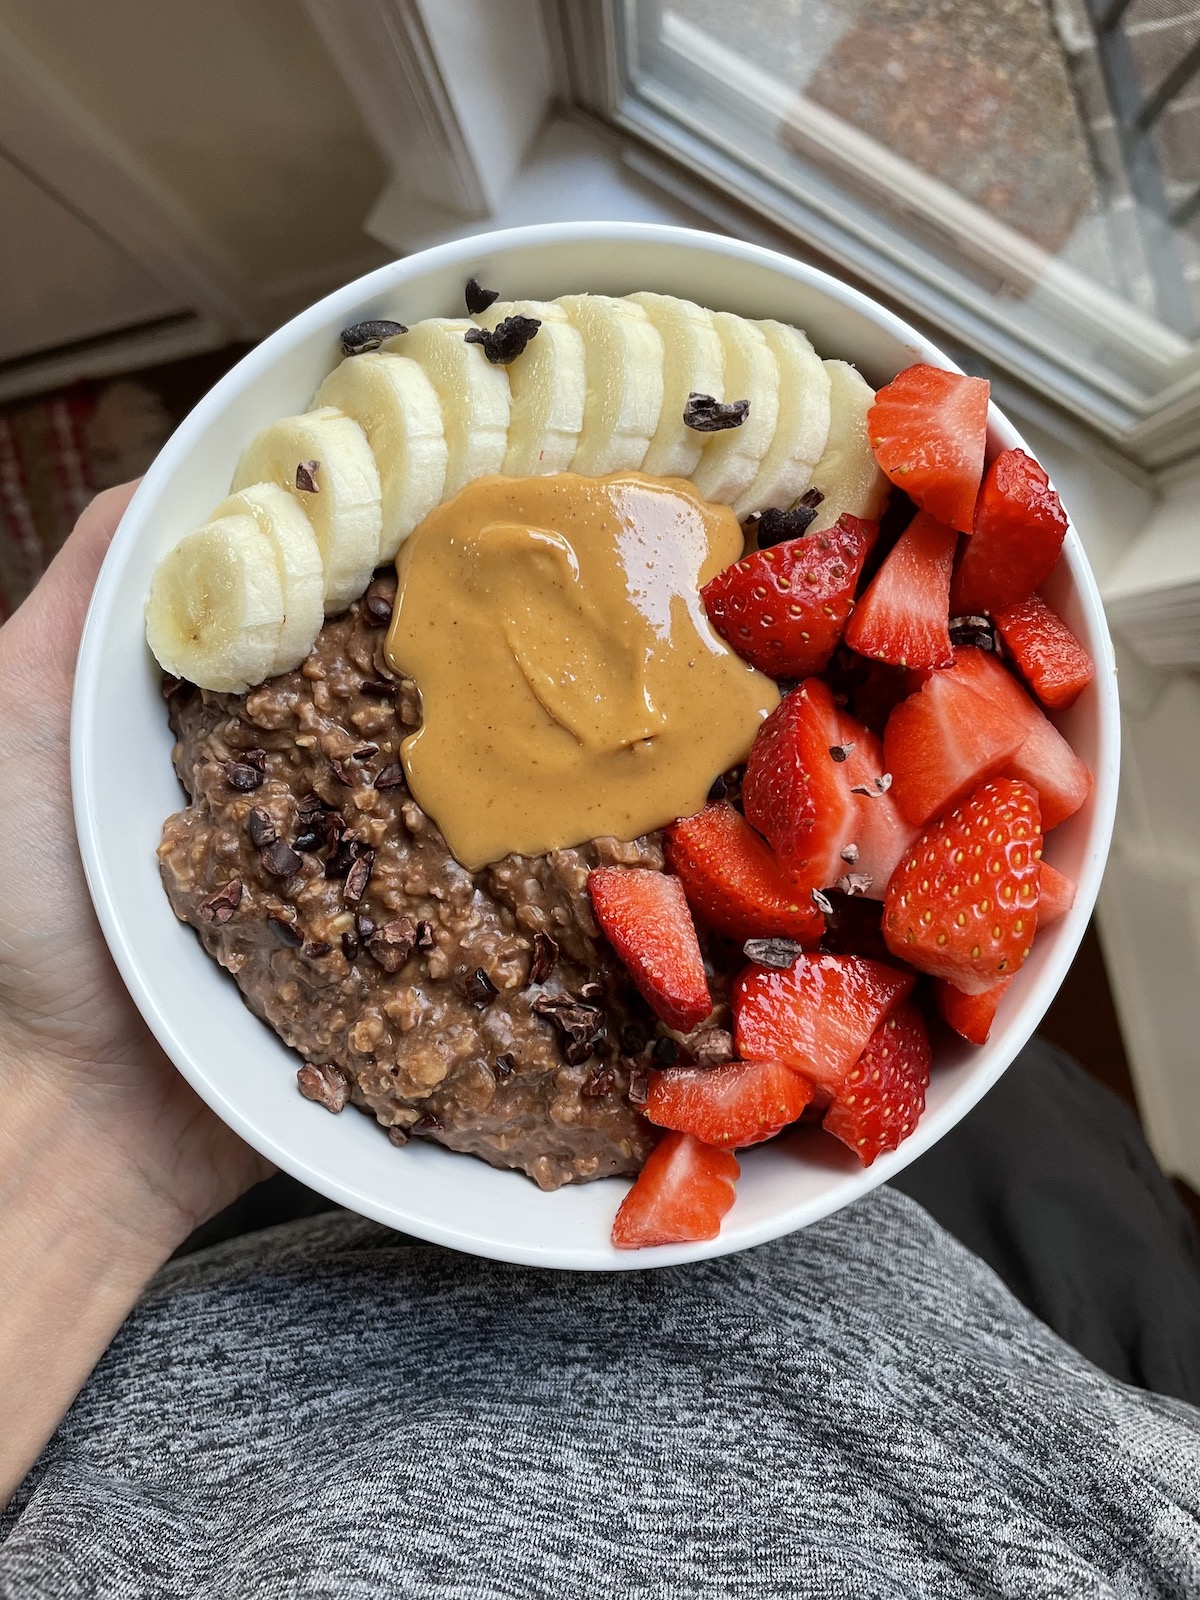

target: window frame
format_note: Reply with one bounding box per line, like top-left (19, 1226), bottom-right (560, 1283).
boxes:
top-left (549, 0), bottom-right (1200, 473)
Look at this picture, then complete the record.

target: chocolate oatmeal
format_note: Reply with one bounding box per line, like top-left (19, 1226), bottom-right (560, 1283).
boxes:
top-left (158, 574), bottom-right (682, 1190)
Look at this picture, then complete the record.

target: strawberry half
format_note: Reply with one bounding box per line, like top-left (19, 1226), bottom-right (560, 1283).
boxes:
top-left (823, 1000), bottom-right (931, 1165)
top-left (700, 514), bottom-right (876, 678)
top-left (743, 680), bottom-right (855, 887)
top-left (665, 802), bottom-right (825, 944)
top-left (883, 651), bottom-right (1027, 827)
top-left (833, 712), bottom-right (919, 898)
top-left (733, 953), bottom-right (915, 1096)
top-left (1038, 861), bottom-right (1076, 926)
top-left (951, 648), bottom-right (1092, 829)
top-left (645, 1058), bottom-right (815, 1148)
top-left (935, 976), bottom-right (1013, 1045)
top-left (867, 364), bottom-right (990, 533)
top-left (588, 868), bottom-right (711, 1032)
top-left (951, 448), bottom-right (1068, 614)
top-left (611, 1131), bottom-right (740, 1250)
top-left (843, 510), bottom-right (957, 670)
top-left (742, 683), bottom-right (914, 899)
top-left (883, 777), bottom-right (1042, 994)
top-left (994, 594), bottom-right (1095, 711)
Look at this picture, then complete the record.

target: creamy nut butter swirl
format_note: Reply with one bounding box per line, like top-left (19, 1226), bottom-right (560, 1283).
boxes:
top-left (385, 472), bottom-right (779, 868)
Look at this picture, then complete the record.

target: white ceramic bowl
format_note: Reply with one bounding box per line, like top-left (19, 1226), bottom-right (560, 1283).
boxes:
top-left (72, 222), bottom-right (1119, 1270)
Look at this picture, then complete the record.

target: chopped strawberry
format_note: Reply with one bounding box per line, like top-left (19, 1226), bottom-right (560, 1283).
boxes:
top-left (883, 652), bottom-right (1027, 826)
top-left (588, 868), bottom-right (711, 1032)
top-left (935, 976), bottom-right (1013, 1045)
top-left (951, 648), bottom-right (1092, 829)
top-left (1038, 861), bottom-right (1076, 926)
top-left (951, 449), bottom-right (1068, 614)
top-left (644, 1058), bottom-right (815, 1148)
top-left (994, 594), bottom-right (1095, 711)
top-left (611, 1131), bottom-right (740, 1250)
top-left (741, 682), bottom-right (914, 897)
top-left (833, 712), bottom-right (919, 897)
top-left (843, 511), bottom-right (957, 670)
top-left (867, 364), bottom-right (990, 533)
top-left (701, 514), bottom-right (876, 677)
top-left (664, 802), bottom-right (825, 944)
top-left (883, 777), bottom-right (1042, 994)
top-left (733, 953), bottom-right (915, 1096)
top-left (823, 1001), bottom-right (931, 1165)
top-left (742, 680), bottom-right (855, 887)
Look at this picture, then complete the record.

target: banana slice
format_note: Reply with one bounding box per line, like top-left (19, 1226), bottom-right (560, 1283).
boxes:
top-left (807, 360), bottom-right (889, 533)
top-left (557, 294), bottom-right (665, 475)
top-left (145, 513), bottom-right (284, 693)
top-left (384, 319), bottom-right (509, 497)
top-left (313, 356), bottom-right (448, 563)
top-left (232, 406), bottom-right (382, 614)
top-left (474, 299), bottom-right (585, 477)
top-left (689, 312), bottom-right (779, 506)
top-left (213, 482), bottom-right (324, 676)
top-left (626, 292), bottom-right (725, 479)
top-left (737, 321), bottom-right (831, 516)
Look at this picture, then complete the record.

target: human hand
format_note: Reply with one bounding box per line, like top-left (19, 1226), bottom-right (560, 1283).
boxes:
top-left (0, 483), bottom-right (270, 1503)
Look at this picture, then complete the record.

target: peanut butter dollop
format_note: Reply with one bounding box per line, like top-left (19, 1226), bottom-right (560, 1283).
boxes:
top-left (385, 472), bottom-right (779, 869)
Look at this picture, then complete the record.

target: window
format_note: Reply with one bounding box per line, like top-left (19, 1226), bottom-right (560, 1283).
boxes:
top-left (555, 0), bottom-right (1200, 468)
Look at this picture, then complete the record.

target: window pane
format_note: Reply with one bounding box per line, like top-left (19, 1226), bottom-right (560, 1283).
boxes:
top-left (612, 0), bottom-right (1200, 451)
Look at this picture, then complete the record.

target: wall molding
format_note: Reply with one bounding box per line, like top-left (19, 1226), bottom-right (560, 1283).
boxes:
top-left (0, 18), bottom-right (264, 340)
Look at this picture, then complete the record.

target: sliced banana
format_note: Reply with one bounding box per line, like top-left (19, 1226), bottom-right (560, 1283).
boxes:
top-left (145, 513), bottom-right (284, 693)
top-left (213, 482), bottom-right (324, 676)
top-left (557, 294), bottom-right (665, 476)
top-left (689, 312), bottom-right (780, 506)
top-left (474, 299), bottom-right (585, 477)
top-left (737, 321), bottom-right (831, 516)
top-left (624, 292), bottom-right (725, 480)
top-left (807, 360), bottom-right (889, 533)
top-left (231, 406), bottom-right (383, 614)
top-left (384, 319), bottom-right (509, 497)
top-left (313, 357), bottom-right (447, 564)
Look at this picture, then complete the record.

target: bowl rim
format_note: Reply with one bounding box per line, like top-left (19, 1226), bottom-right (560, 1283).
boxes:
top-left (71, 219), bottom-right (1120, 1269)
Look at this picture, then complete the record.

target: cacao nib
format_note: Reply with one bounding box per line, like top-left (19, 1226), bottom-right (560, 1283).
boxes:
top-left (262, 839), bottom-right (303, 878)
top-left (363, 583), bottom-right (393, 627)
top-left (246, 807), bottom-right (277, 849)
top-left (690, 1028), bottom-right (735, 1069)
top-left (528, 932), bottom-right (559, 986)
top-left (267, 913), bottom-right (304, 948)
top-left (464, 314), bottom-right (540, 364)
top-left (464, 967), bottom-right (498, 1008)
top-left (582, 1065), bottom-right (616, 1098)
top-left (683, 392), bottom-right (750, 431)
top-left (368, 917), bottom-right (416, 973)
top-left (297, 1062), bottom-right (349, 1112)
top-left (465, 277), bottom-right (499, 314)
top-left (343, 849), bottom-right (375, 906)
top-left (755, 490), bottom-right (825, 547)
top-left (744, 937), bottom-right (803, 970)
top-left (200, 880), bottom-right (242, 924)
top-left (340, 318), bottom-right (407, 356)
top-left (224, 761), bottom-right (263, 792)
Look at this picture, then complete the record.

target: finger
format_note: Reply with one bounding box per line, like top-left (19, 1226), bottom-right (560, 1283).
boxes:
top-left (41, 480), bottom-right (142, 641)
top-left (0, 480), bottom-right (141, 696)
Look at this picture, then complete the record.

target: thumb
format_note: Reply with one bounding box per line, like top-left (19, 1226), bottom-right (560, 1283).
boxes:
top-left (1, 480), bottom-right (141, 702)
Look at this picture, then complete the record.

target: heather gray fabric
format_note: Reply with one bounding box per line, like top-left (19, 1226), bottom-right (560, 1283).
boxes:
top-left (3, 1191), bottom-right (1200, 1600)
